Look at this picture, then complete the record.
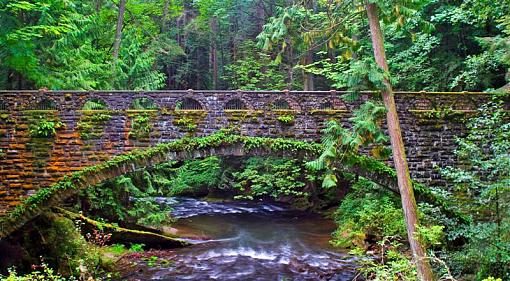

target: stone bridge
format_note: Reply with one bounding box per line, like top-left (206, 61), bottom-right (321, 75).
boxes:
top-left (0, 134), bottom-right (459, 238)
top-left (0, 90), bottom-right (493, 219)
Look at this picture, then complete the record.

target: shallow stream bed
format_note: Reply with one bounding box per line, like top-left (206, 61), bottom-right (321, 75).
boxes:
top-left (117, 197), bottom-right (358, 280)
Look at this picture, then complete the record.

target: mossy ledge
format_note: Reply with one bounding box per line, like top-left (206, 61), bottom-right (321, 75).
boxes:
top-left (53, 207), bottom-right (190, 248)
top-left (0, 132), bottom-right (465, 238)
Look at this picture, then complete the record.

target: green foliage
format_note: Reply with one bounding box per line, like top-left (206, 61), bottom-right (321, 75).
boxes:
top-left (112, 31), bottom-right (166, 90)
top-left (28, 116), bottom-right (64, 138)
top-left (331, 178), bottom-right (407, 248)
top-left (77, 113), bottom-right (111, 140)
top-left (131, 98), bottom-right (158, 110)
top-left (416, 225), bottom-right (444, 249)
top-left (128, 243), bottom-right (145, 253)
top-left (129, 113), bottom-right (153, 139)
top-left (4, 214), bottom-right (109, 279)
top-left (82, 100), bottom-right (108, 111)
top-left (109, 244), bottom-right (127, 255)
top-left (0, 0), bottom-right (173, 90)
top-left (307, 100), bottom-right (390, 188)
top-left (152, 157), bottom-right (222, 196)
top-left (450, 50), bottom-right (507, 91)
top-left (0, 0), bottom-right (508, 91)
top-left (224, 41), bottom-right (287, 90)
top-left (276, 114), bottom-right (295, 124)
top-left (482, 278), bottom-right (503, 281)
top-left (83, 173), bottom-right (170, 226)
top-left (387, 33), bottom-right (443, 91)
top-left (173, 116), bottom-right (197, 132)
top-left (3, 263), bottom-right (76, 281)
top-left (39, 215), bottom-right (106, 278)
top-left (439, 99), bottom-right (510, 280)
top-left (355, 240), bottom-right (418, 281)
top-left (232, 157), bottom-right (309, 200)
top-left (331, 178), bottom-right (448, 280)
top-left (302, 56), bottom-right (392, 92)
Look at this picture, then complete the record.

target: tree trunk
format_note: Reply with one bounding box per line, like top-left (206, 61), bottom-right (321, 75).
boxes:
top-left (287, 44), bottom-right (295, 89)
top-left (210, 18), bottom-right (219, 89)
top-left (365, 4), bottom-right (434, 281)
top-left (161, 0), bottom-right (170, 32)
top-left (302, 52), bottom-right (314, 91)
top-left (302, 0), bottom-right (316, 91)
top-left (502, 69), bottom-right (510, 92)
top-left (113, 0), bottom-right (127, 63)
top-left (256, 0), bottom-right (266, 32)
top-left (95, 0), bottom-right (103, 14)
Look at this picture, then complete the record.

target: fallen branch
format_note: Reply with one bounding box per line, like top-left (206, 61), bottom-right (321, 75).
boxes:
top-left (53, 207), bottom-right (191, 249)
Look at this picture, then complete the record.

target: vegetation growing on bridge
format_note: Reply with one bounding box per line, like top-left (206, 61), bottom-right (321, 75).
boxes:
top-left (0, 0), bottom-right (509, 279)
top-left (1, 104), bottom-right (509, 279)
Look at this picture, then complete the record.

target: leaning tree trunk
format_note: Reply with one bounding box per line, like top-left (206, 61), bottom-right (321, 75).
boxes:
top-left (113, 0), bottom-right (127, 63)
top-left (365, 3), bottom-right (434, 281)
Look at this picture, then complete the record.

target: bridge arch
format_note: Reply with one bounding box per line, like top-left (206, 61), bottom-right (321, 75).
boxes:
top-left (319, 99), bottom-right (333, 110)
top-left (224, 98), bottom-right (248, 110)
top-left (82, 98), bottom-right (108, 110)
top-left (131, 97), bottom-right (159, 110)
top-left (271, 98), bottom-right (291, 110)
top-left (30, 98), bottom-right (58, 111)
top-left (0, 133), bottom-right (409, 238)
top-left (175, 97), bottom-right (203, 111)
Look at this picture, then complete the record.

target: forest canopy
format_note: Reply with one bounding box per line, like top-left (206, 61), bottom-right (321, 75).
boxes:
top-left (0, 0), bottom-right (509, 91)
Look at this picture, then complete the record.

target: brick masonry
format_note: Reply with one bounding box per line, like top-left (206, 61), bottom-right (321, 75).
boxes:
top-left (0, 90), bottom-right (495, 216)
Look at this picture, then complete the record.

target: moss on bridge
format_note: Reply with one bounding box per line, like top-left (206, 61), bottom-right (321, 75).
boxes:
top-left (0, 132), bottom-right (465, 238)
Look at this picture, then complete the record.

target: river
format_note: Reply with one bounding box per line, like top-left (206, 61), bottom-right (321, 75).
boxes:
top-left (118, 197), bottom-right (359, 280)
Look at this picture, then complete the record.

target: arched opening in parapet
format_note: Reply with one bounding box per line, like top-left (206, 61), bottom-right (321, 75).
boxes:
top-left (0, 100), bottom-right (7, 111)
top-left (131, 97), bottom-right (158, 110)
top-left (175, 98), bottom-right (203, 111)
top-left (32, 98), bottom-right (57, 110)
top-left (319, 100), bottom-right (333, 110)
top-left (82, 99), bottom-right (108, 110)
top-left (272, 99), bottom-right (290, 110)
top-left (225, 99), bottom-right (247, 110)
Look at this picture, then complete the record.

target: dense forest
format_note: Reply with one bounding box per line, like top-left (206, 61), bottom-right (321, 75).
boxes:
top-left (1, 0), bottom-right (509, 91)
top-left (0, 0), bottom-right (509, 281)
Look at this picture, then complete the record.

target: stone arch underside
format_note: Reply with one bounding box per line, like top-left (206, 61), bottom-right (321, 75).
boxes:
top-left (0, 134), bottom-right (458, 238)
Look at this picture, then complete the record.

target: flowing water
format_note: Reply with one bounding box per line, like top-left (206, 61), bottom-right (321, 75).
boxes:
top-left (121, 197), bottom-right (358, 281)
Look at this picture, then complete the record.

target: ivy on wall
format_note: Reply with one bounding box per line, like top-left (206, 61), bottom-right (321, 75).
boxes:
top-left (128, 112), bottom-right (154, 140)
top-left (77, 112), bottom-right (112, 140)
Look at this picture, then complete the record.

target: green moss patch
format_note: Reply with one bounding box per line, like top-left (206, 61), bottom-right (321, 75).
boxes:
top-left (77, 112), bottom-right (112, 140)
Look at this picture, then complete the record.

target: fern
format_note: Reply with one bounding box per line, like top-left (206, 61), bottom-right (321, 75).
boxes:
top-left (306, 100), bottom-right (390, 188)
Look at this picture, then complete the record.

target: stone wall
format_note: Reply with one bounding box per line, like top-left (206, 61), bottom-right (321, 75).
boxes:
top-left (0, 90), bottom-right (493, 215)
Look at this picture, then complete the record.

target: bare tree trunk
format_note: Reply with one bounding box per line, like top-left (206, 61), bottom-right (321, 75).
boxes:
top-left (365, 4), bottom-right (434, 281)
top-left (502, 69), bottom-right (510, 91)
top-left (95, 0), bottom-right (103, 14)
top-left (161, 0), bottom-right (170, 32)
top-left (302, 52), bottom-right (314, 91)
top-left (287, 44), bottom-right (295, 90)
top-left (113, 0), bottom-right (127, 63)
top-left (302, 0), bottom-right (316, 91)
top-left (210, 18), bottom-right (219, 90)
top-left (256, 0), bottom-right (266, 32)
